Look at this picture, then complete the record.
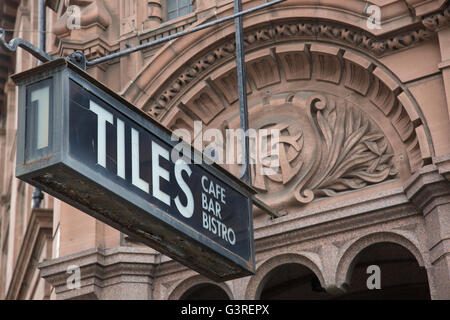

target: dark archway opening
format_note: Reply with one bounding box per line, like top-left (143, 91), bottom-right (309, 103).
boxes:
top-left (337, 242), bottom-right (431, 300)
top-left (180, 283), bottom-right (230, 300)
top-left (259, 263), bottom-right (331, 300)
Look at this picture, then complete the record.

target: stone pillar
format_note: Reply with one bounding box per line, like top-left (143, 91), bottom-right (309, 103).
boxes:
top-left (437, 27), bottom-right (450, 123)
top-left (423, 4), bottom-right (450, 124)
top-left (143, 0), bottom-right (162, 29)
top-left (194, 0), bottom-right (219, 20)
top-left (405, 160), bottom-right (450, 299)
top-left (38, 247), bottom-right (159, 300)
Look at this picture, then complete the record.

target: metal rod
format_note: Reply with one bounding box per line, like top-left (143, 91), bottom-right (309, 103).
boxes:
top-left (231, 1), bottom-right (285, 219)
top-left (32, 0), bottom-right (46, 209)
top-left (86, 0), bottom-right (286, 66)
top-left (0, 28), bottom-right (53, 63)
top-left (38, 0), bottom-right (46, 54)
top-left (234, 0), bottom-right (251, 185)
top-left (252, 196), bottom-right (287, 219)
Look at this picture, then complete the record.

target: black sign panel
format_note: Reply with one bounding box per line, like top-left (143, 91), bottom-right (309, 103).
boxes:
top-left (69, 79), bottom-right (250, 260)
top-left (13, 59), bottom-right (255, 281)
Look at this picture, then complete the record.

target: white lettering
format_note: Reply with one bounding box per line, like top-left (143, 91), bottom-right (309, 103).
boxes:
top-left (117, 118), bottom-right (125, 179)
top-left (201, 176), bottom-right (208, 193)
top-left (152, 141), bottom-right (170, 206)
top-left (89, 101), bottom-right (113, 168)
top-left (174, 159), bottom-right (194, 218)
top-left (131, 128), bottom-right (149, 193)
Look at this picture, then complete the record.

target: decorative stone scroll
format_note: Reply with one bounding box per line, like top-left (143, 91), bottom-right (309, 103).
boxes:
top-left (244, 92), bottom-right (398, 205)
top-left (293, 94), bottom-right (398, 204)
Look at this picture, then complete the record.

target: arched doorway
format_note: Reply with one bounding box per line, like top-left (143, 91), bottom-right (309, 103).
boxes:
top-left (179, 283), bottom-right (231, 300)
top-left (337, 242), bottom-right (430, 299)
top-left (258, 263), bottom-right (331, 300)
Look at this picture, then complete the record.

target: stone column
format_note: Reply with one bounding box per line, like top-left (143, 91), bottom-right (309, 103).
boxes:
top-left (405, 160), bottom-right (450, 299)
top-left (143, 0), bottom-right (162, 29)
top-left (423, 4), bottom-right (450, 123)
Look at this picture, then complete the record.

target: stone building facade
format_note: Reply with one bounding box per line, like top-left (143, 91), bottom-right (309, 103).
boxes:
top-left (0, 0), bottom-right (450, 299)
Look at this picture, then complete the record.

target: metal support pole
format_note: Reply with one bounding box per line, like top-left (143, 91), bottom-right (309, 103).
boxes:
top-left (32, 0), bottom-right (46, 209)
top-left (234, 0), bottom-right (251, 185)
top-left (38, 0), bottom-right (46, 55)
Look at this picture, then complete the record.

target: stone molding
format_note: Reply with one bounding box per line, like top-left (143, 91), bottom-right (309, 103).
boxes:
top-left (404, 163), bottom-right (450, 260)
top-left (167, 274), bottom-right (233, 300)
top-left (50, 0), bottom-right (116, 60)
top-left (33, 0), bottom-right (450, 300)
top-left (433, 153), bottom-right (450, 182)
top-left (333, 230), bottom-right (426, 290)
top-left (55, 37), bottom-right (119, 62)
top-left (144, 1), bottom-right (163, 29)
top-left (145, 24), bottom-right (435, 120)
top-left (244, 252), bottom-right (326, 299)
top-left (38, 247), bottom-right (159, 300)
top-left (404, 163), bottom-right (450, 216)
top-left (403, 160), bottom-right (450, 299)
top-left (6, 208), bottom-right (53, 300)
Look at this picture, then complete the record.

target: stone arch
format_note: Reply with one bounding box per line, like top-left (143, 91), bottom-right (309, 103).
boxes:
top-left (334, 231), bottom-right (426, 291)
top-left (167, 274), bottom-right (233, 300)
top-left (245, 252), bottom-right (325, 299)
top-left (160, 43), bottom-right (429, 208)
top-left (121, 2), bottom-right (434, 159)
top-left (122, 2), bottom-right (435, 108)
top-left (121, 2), bottom-right (435, 208)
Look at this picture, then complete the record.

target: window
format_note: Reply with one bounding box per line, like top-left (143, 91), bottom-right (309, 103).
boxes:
top-left (167, 0), bottom-right (192, 21)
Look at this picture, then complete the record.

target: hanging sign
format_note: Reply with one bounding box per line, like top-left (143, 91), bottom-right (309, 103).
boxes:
top-left (12, 59), bottom-right (255, 281)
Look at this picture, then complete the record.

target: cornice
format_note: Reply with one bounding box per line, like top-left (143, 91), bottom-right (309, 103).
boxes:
top-left (52, 36), bottom-right (119, 62)
top-left (404, 164), bottom-right (450, 215)
top-left (6, 208), bottom-right (53, 300)
top-left (38, 246), bottom-right (159, 299)
top-left (434, 153), bottom-right (450, 181)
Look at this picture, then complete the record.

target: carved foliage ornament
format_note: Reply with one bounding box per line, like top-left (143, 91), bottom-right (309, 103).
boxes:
top-left (249, 93), bottom-right (398, 205)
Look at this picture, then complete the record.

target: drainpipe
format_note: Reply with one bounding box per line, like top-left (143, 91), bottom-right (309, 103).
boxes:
top-left (32, 0), bottom-right (46, 209)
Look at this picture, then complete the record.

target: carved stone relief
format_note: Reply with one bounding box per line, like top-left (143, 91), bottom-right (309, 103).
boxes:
top-left (422, 3), bottom-right (450, 31)
top-left (157, 40), bottom-right (426, 208)
top-left (222, 91), bottom-right (398, 206)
